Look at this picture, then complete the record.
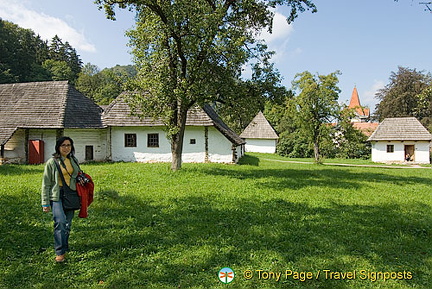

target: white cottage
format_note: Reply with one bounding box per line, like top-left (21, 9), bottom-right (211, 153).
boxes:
top-left (0, 81), bottom-right (106, 164)
top-left (368, 117), bottom-right (432, 164)
top-left (0, 81), bottom-right (244, 164)
top-left (102, 96), bottom-right (245, 163)
top-left (240, 111), bottom-right (279, 153)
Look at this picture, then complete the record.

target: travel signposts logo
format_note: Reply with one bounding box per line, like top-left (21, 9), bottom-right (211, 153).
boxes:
top-left (218, 267), bottom-right (235, 284)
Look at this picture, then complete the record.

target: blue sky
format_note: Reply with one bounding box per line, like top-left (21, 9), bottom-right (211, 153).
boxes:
top-left (1, 0), bottom-right (431, 112)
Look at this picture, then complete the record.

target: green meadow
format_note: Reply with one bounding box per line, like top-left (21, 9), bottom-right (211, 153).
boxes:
top-left (0, 154), bottom-right (431, 288)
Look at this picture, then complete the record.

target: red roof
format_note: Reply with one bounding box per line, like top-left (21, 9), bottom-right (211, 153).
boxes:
top-left (348, 87), bottom-right (370, 118)
top-left (352, 122), bottom-right (379, 136)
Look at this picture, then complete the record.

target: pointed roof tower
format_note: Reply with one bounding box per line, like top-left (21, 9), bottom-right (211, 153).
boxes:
top-left (348, 86), bottom-right (370, 122)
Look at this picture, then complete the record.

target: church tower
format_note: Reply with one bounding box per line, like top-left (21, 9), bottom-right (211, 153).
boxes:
top-left (348, 86), bottom-right (370, 123)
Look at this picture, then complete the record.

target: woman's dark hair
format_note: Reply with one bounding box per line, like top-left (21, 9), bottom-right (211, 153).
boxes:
top-left (53, 136), bottom-right (75, 158)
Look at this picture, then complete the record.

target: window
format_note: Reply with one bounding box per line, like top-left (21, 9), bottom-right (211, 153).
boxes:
top-left (386, 145), bottom-right (394, 153)
top-left (147, 133), bottom-right (159, 148)
top-left (125, 134), bottom-right (137, 147)
top-left (190, 139), bottom-right (196, 145)
top-left (85, 146), bottom-right (94, 161)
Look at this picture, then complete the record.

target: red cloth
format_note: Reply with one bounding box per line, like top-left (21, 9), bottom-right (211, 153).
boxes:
top-left (76, 173), bottom-right (94, 218)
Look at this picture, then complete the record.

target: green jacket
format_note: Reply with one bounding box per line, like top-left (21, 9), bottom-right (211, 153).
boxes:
top-left (41, 156), bottom-right (80, 207)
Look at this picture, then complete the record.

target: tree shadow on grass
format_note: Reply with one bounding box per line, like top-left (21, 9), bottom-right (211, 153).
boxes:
top-left (204, 165), bottom-right (432, 192)
top-left (238, 155), bottom-right (260, 166)
top-left (2, 187), bottom-right (431, 288)
top-left (0, 164), bottom-right (44, 176)
top-left (42, 193), bottom-right (430, 288)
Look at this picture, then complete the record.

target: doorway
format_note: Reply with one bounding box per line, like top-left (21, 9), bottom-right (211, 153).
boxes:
top-left (85, 145), bottom-right (94, 161)
top-left (404, 145), bottom-right (415, 162)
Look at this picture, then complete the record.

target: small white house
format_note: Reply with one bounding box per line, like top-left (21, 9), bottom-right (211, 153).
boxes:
top-left (240, 111), bottom-right (279, 153)
top-left (103, 96), bottom-right (245, 163)
top-left (0, 81), bottom-right (106, 164)
top-left (368, 117), bottom-right (432, 164)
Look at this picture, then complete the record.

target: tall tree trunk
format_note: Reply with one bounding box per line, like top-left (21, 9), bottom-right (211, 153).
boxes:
top-left (313, 141), bottom-right (321, 164)
top-left (170, 105), bottom-right (188, 171)
top-left (313, 127), bottom-right (321, 164)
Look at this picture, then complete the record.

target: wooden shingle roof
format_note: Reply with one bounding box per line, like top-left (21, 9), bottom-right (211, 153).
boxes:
top-left (103, 96), bottom-right (244, 146)
top-left (0, 81), bottom-right (103, 145)
top-left (367, 117), bottom-right (432, 141)
top-left (239, 111), bottom-right (279, 139)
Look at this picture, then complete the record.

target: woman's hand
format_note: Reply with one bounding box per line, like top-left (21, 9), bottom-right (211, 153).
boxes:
top-left (42, 206), bottom-right (51, 213)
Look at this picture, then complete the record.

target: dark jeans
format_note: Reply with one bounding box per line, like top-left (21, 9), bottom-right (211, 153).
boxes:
top-left (51, 198), bottom-right (74, 256)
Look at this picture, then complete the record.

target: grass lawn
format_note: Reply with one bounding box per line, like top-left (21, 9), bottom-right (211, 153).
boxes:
top-left (0, 154), bottom-right (431, 288)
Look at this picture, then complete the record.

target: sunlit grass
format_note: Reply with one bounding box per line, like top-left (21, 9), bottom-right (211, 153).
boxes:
top-left (0, 155), bottom-right (431, 288)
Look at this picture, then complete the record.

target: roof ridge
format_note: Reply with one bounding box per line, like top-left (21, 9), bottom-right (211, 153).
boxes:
top-left (240, 111), bottom-right (279, 139)
top-left (59, 82), bottom-right (71, 127)
top-left (368, 117), bottom-right (432, 141)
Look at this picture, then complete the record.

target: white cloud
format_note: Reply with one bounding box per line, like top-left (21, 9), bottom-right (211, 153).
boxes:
top-left (363, 80), bottom-right (385, 110)
top-left (259, 11), bottom-right (294, 43)
top-left (257, 10), bottom-right (294, 63)
top-left (0, 0), bottom-right (96, 52)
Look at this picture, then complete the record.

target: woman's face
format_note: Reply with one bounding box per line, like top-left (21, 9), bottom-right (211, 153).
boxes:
top-left (60, 140), bottom-right (72, 157)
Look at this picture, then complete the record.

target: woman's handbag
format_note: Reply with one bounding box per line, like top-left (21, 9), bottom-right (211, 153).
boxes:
top-left (54, 159), bottom-right (81, 211)
top-left (60, 185), bottom-right (81, 211)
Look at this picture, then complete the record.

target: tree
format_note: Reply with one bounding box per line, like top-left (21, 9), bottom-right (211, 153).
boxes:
top-left (291, 71), bottom-right (341, 163)
top-left (214, 62), bottom-right (289, 134)
top-left (374, 66), bottom-right (432, 130)
top-left (42, 59), bottom-right (76, 82)
top-left (96, 0), bottom-right (317, 170)
top-left (331, 107), bottom-right (370, 159)
top-left (265, 82), bottom-right (369, 160)
top-left (48, 36), bottom-right (83, 83)
top-left (0, 19), bottom-right (44, 82)
top-left (76, 63), bottom-right (137, 104)
top-left (0, 20), bottom-right (82, 84)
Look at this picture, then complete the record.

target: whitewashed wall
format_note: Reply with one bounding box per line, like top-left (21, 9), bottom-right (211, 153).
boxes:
top-left (244, 138), bottom-right (277, 153)
top-left (3, 129), bottom-right (26, 163)
top-left (207, 126), bottom-right (236, 163)
top-left (110, 127), bottom-right (167, 162)
top-left (65, 129), bottom-right (108, 162)
top-left (3, 128), bottom-right (108, 163)
top-left (110, 126), bottom-right (240, 163)
top-left (3, 126), bottom-right (242, 164)
top-left (371, 141), bottom-right (431, 164)
top-left (3, 128), bottom-right (58, 163)
top-left (182, 126), bottom-right (207, 162)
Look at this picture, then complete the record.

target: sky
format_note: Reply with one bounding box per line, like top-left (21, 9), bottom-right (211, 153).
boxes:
top-left (1, 0), bottom-right (431, 113)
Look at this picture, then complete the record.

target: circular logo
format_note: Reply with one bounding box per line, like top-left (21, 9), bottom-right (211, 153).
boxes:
top-left (218, 267), bottom-right (235, 284)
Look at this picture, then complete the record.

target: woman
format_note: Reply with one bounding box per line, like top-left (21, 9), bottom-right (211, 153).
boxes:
top-left (41, 136), bottom-right (81, 263)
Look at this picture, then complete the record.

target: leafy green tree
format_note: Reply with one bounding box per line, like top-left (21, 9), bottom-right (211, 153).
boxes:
top-left (266, 89), bottom-right (370, 160)
top-left (215, 63), bottom-right (289, 134)
top-left (291, 71), bottom-right (341, 163)
top-left (42, 59), bottom-right (74, 82)
top-left (96, 0), bottom-right (316, 170)
top-left (374, 66), bottom-right (432, 128)
top-left (76, 63), bottom-right (137, 104)
top-left (0, 20), bottom-right (82, 84)
top-left (0, 19), bottom-right (46, 82)
top-left (75, 63), bottom-right (102, 101)
top-left (48, 36), bottom-right (82, 83)
top-left (414, 85), bottom-right (432, 131)
top-left (331, 107), bottom-right (370, 159)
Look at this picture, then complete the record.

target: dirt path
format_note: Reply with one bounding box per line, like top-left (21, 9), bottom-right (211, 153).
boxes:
top-left (262, 158), bottom-right (431, 169)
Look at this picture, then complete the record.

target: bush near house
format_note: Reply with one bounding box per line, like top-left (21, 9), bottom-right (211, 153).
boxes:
top-left (1, 154), bottom-right (431, 288)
